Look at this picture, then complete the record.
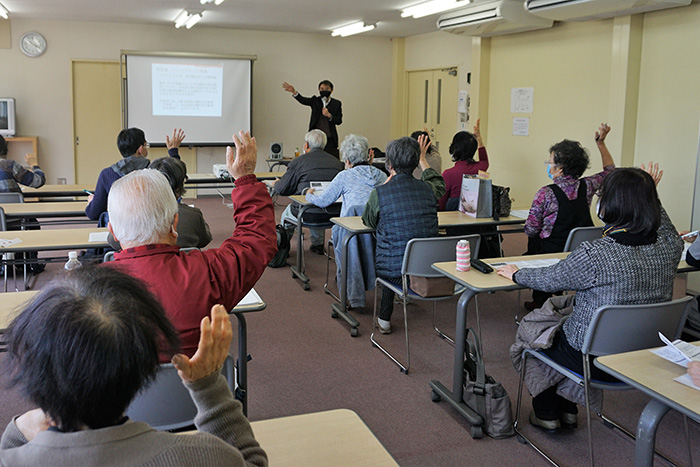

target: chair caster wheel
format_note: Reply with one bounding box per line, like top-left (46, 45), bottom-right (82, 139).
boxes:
top-left (400, 368), bottom-right (408, 375)
top-left (470, 426), bottom-right (483, 439)
top-left (302, 283), bottom-right (310, 291)
top-left (430, 390), bottom-right (441, 402)
top-left (517, 434), bottom-right (527, 445)
top-left (330, 310), bottom-right (338, 318)
top-left (350, 328), bottom-right (359, 337)
top-left (603, 420), bottom-right (614, 429)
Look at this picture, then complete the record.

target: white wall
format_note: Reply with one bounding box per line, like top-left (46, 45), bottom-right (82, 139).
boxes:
top-left (0, 19), bottom-right (394, 181)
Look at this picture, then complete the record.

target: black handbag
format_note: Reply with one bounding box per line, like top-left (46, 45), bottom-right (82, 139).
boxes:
top-left (462, 328), bottom-right (515, 439)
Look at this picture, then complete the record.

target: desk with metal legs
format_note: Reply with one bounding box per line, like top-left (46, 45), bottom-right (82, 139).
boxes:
top-left (288, 195), bottom-right (339, 291)
top-left (328, 212), bottom-right (526, 337)
top-left (21, 184), bottom-right (93, 198)
top-left (430, 255), bottom-right (695, 437)
top-left (596, 346), bottom-right (700, 467)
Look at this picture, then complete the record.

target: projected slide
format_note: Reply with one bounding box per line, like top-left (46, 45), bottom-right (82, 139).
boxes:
top-left (152, 63), bottom-right (223, 117)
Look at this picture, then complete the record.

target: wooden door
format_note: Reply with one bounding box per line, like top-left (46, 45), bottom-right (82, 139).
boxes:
top-left (72, 60), bottom-right (121, 184)
top-left (406, 69), bottom-right (459, 171)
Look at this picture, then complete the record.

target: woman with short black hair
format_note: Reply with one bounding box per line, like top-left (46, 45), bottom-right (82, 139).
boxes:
top-left (1, 266), bottom-right (267, 466)
top-left (498, 163), bottom-right (683, 432)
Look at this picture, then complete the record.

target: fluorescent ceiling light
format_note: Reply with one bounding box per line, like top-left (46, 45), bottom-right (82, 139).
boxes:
top-left (401, 0), bottom-right (470, 18)
top-left (201, 0), bottom-right (225, 4)
top-left (185, 13), bottom-right (203, 29)
top-left (0, 3), bottom-right (8, 19)
top-left (215, 0), bottom-right (226, 4)
top-left (174, 9), bottom-right (190, 28)
top-left (331, 22), bottom-right (376, 37)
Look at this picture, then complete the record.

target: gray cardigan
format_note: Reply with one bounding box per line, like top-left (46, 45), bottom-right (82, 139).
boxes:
top-left (0, 373), bottom-right (268, 466)
top-left (514, 207), bottom-right (683, 351)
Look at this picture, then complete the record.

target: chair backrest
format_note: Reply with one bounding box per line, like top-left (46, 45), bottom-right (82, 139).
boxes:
top-left (402, 234), bottom-right (481, 277)
top-left (0, 192), bottom-right (23, 204)
top-left (582, 296), bottom-right (694, 356)
top-left (0, 208), bottom-right (5, 231)
top-left (126, 354), bottom-right (235, 431)
top-left (563, 226), bottom-right (604, 252)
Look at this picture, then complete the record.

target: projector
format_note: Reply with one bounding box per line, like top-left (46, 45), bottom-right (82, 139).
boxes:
top-left (213, 164), bottom-right (229, 179)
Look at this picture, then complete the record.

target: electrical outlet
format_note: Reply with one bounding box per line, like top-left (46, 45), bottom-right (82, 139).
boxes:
top-left (57, 178), bottom-right (66, 185)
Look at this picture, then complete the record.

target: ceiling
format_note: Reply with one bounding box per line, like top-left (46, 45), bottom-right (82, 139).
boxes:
top-left (2, 0), bottom-right (459, 38)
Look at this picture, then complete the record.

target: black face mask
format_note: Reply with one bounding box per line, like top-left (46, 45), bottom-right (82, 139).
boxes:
top-left (319, 90), bottom-right (331, 98)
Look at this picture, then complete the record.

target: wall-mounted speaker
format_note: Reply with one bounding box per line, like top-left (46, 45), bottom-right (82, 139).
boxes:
top-left (270, 142), bottom-right (283, 160)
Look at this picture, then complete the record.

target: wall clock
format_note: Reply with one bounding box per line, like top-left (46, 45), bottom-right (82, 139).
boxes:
top-left (20, 32), bottom-right (47, 57)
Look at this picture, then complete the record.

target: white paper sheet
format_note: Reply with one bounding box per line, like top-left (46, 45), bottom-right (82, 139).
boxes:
top-left (675, 373), bottom-right (700, 391)
top-left (88, 231), bottom-right (110, 243)
top-left (489, 259), bottom-right (561, 269)
top-left (235, 288), bottom-right (262, 307)
top-left (0, 237), bottom-right (22, 248)
top-left (509, 209), bottom-right (530, 220)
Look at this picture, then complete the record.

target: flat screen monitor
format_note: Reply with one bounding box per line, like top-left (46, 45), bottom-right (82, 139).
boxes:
top-left (0, 98), bottom-right (16, 137)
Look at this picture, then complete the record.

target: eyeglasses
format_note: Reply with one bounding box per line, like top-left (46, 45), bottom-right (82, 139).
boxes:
top-left (543, 160), bottom-right (558, 167)
top-left (143, 142), bottom-right (150, 149)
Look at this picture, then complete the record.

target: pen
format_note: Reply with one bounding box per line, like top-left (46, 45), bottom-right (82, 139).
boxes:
top-left (682, 230), bottom-right (699, 239)
top-left (84, 189), bottom-right (94, 195)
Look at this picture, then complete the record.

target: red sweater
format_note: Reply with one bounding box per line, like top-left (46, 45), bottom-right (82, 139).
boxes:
top-left (108, 175), bottom-right (277, 360)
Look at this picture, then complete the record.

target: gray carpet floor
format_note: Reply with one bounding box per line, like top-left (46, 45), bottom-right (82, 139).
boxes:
top-left (1, 194), bottom-right (699, 466)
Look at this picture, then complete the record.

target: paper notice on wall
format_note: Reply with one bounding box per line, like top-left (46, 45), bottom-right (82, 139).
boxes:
top-left (458, 90), bottom-right (468, 113)
top-left (513, 117), bottom-right (529, 136)
top-left (511, 87), bottom-right (533, 113)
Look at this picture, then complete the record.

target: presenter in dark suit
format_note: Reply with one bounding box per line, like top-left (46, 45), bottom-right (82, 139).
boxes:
top-left (283, 80), bottom-right (342, 157)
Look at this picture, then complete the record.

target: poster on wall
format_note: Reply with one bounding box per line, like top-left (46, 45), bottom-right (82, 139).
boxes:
top-left (511, 87), bottom-right (533, 113)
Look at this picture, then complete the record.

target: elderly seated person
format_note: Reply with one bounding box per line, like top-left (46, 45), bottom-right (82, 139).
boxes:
top-left (1, 266), bottom-right (268, 466)
top-left (523, 124), bottom-right (615, 310)
top-left (362, 135), bottom-right (445, 334)
top-left (274, 129), bottom-right (344, 255)
top-left (500, 163), bottom-right (682, 432)
top-left (106, 131), bottom-right (276, 359)
top-left (108, 157), bottom-right (212, 251)
top-left (306, 134), bottom-right (387, 308)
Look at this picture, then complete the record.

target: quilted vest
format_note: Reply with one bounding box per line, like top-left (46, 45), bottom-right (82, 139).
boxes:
top-left (375, 174), bottom-right (438, 278)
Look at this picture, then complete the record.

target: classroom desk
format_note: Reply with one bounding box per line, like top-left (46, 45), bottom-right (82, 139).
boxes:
top-left (185, 172), bottom-right (280, 186)
top-left (596, 347), bottom-right (700, 467)
top-left (249, 409), bottom-right (398, 466)
top-left (1, 201), bottom-right (88, 219)
top-left (328, 212), bottom-right (526, 337)
top-left (0, 227), bottom-right (110, 291)
top-left (288, 195), bottom-right (341, 292)
top-left (21, 184), bottom-right (93, 198)
top-left (430, 254), bottom-right (696, 436)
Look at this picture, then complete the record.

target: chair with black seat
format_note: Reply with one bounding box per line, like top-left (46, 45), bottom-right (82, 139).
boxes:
top-left (514, 296), bottom-right (693, 466)
top-left (288, 199), bottom-right (341, 291)
top-left (126, 355), bottom-right (235, 431)
top-left (371, 234), bottom-right (481, 374)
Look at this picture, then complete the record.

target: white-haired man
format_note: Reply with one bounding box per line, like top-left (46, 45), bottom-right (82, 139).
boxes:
top-left (106, 131), bottom-right (277, 359)
top-left (273, 129), bottom-right (343, 254)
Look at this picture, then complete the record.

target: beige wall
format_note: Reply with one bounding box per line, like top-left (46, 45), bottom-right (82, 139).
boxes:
top-left (477, 20), bottom-right (614, 210)
top-left (468, 3), bottom-right (699, 224)
top-left (636, 2), bottom-right (700, 229)
top-left (0, 19), bottom-right (394, 182)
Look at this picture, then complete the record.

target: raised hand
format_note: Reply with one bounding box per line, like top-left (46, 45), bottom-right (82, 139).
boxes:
top-left (282, 82), bottom-right (296, 94)
top-left (166, 128), bottom-right (186, 149)
top-left (418, 134), bottom-right (430, 170)
top-left (172, 304), bottom-right (233, 384)
top-left (226, 130), bottom-right (258, 179)
top-left (473, 118), bottom-right (483, 147)
top-left (25, 153), bottom-right (38, 167)
top-left (640, 161), bottom-right (663, 186)
top-left (595, 123), bottom-right (610, 143)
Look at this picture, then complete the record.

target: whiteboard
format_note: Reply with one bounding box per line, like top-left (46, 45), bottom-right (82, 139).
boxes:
top-left (122, 51), bottom-right (255, 146)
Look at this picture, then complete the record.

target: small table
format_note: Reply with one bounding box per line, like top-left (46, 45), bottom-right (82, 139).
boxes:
top-left (595, 347), bottom-right (700, 467)
top-left (0, 201), bottom-right (88, 218)
top-left (21, 184), bottom-right (93, 199)
top-left (329, 212), bottom-right (526, 336)
top-left (250, 409), bottom-right (398, 466)
top-left (430, 253), bottom-right (568, 432)
top-left (0, 290), bottom-right (35, 350)
top-left (0, 227), bottom-right (110, 291)
top-left (265, 157), bottom-right (293, 171)
top-left (288, 195), bottom-right (340, 292)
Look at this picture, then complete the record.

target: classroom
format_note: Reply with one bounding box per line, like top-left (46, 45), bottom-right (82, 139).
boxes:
top-left (1, 0), bottom-right (700, 465)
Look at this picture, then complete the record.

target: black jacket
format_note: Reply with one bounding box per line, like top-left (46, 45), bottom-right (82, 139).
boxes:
top-left (294, 94), bottom-right (343, 149)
